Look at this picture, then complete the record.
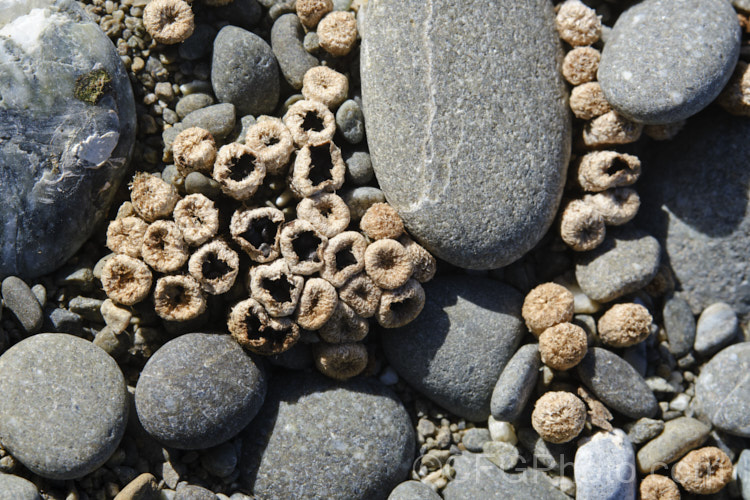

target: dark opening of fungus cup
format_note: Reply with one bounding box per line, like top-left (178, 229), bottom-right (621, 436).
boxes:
top-left (101, 254), bottom-right (153, 306)
top-left (249, 259), bottom-right (305, 317)
top-left (522, 282), bottom-right (575, 336)
top-left (142, 0), bottom-right (195, 45)
top-left (130, 172), bottom-right (181, 222)
top-left (302, 66), bottom-right (349, 109)
top-left (399, 235), bottom-right (437, 283)
top-left (188, 240), bottom-right (240, 295)
top-left (228, 298), bottom-right (300, 355)
top-left (213, 143), bottom-right (268, 201)
top-left (141, 220), bottom-right (189, 273)
top-left (673, 447), bottom-right (733, 495)
top-left (283, 99), bottom-right (336, 147)
top-left (597, 303), bottom-right (652, 348)
top-left (279, 219), bottom-right (328, 276)
top-left (376, 278), bottom-right (425, 329)
top-left (296, 192), bottom-right (351, 238)
top-left (289, 141), bottom-right (346, 198)
top-left (244, 118), bottom-right (295, 176)
top-left (538, 322), bottom-right (588, 371)
top-left (172, 194), bottom-right (220, 247)
top-left (230, 207), bottom-right (285, 263)
top-left (338, 273), bottom-right (382, 318)
top-left (531, 391), bottom-right (587, 444)
top-left (172, 127), bottom-right (217, 176)
top-left (321, 231), bottom-right (367, 287)
top-left (575, 151), bottom-right (642, 193)
top-left (360, 203), bottom-right (404, 241)
top-left (319, 301), bottom-right (369, 343)
top-left (294, 277), bottom-right (338, 330)
top-left (106, 216), bottom-right (148, 258)
top-left (153, 275), bottom-right (207, 322)
top-left (364, 238), bottom-right (413, 290)
top-left (313, 342), bottom-right (368, 380)
top-left (560, 199), bottom-right (606, 252)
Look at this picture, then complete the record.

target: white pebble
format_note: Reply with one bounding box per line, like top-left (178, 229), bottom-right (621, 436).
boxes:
top-left (487, 416), bottom-right (517, 445)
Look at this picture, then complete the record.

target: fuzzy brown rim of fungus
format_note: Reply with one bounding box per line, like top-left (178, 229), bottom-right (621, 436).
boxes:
top-left (249, 259), bottom-right (305, 317)
top-left (319, 301), bottom-right (369, 343)
top-left (313, 342), bottom-right (368, 380)
top-left (279, 219), bottom-right (328, 276)
top-left (282, 99), bottom-right (336, 148)
top-left (639, 474), bottom-right (681, 500)
top-left (569, 82), bottom-right (612, 121)
top-left (296, 0), bottom-right (333, 28)
top-left (555, 0), bottom-right (601, 47)
top-left (531, 391), bottom-right (587, 444)
top-left (142, 0), bottom-right (195, 45)
top-left (560, 199), bottom-right (606, 252)
top-left (360, 202), bottom-right (404, 241)
top-left (188, 239), bottom-right (240, 295)
top-left (538, 322), bottom-right (588, 371)
top-left (399, 235), bottom-right (437, 283)
top-left (244, 117), bottom-right (295, 176)
top-left (101, 255), bottom-right (153, 306)
top-left (582, 111), bottom-right (643, 148)
top-left (294, 277), bottom-right (338, 330)
top-left (130, 172), bottom-right (181, 222)
top-left (364, 238), bottom-right (413, 290)
top-left (289, 141), bottom-right (346, 198)
top-left (141, 220), bottom-right (189, 273)
top-left (296, 192), bottom-right (351, 238)
top-left (597, 303), bottom-right (652, 348)
top-left (673, 447), bottom-right (733, 495)
top-left (338, 273), bottom-right (382, 319)
top-left (172, 127), bottom-right (216, 176)
top-left (228, 298), bottom-right (300, 355)
top-left (302, 66), bottom-right (349, 109)
top-left (172, 193), bottom-right (220, 247)
top-left (561, 46), bottom-right (600, 86)
top-left (230, 207), bottom-right (285, 263)
top-left (376, 278), bottom-right (425, 329)
top-left (584, 188), bottom-right (640, 226)
top-left (321, 231), bottom-right (368, 287)
top-left (153, 274), bottom-right (207, 322)
top-left (575, 151), bottom-right (641, 193)
top-left (522, 282), bottom-right (575, 335)
top-left (107, 216), bottom-right (148, 258)
top-left (212, 143), bottom-right (267, 201)
top-left (317, 11), bottom-right (358, 57)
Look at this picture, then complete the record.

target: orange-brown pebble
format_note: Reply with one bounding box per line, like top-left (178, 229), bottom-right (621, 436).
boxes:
top-left (249, 259), bottom-right (305, 317)
top-left (583, 188), bottom-right (640, 226)
top-left (172, 127), bottom-right (216, 176)
top-left (560, 199), bottom-right (606, 251)
top-left (522, 282), bottom-right (575, 336)
top-left (364, 238), bottom-right (413, 290)
top-left (230, 207), bottom-right (285, 263)
top-left (718, 61), bottom-right (750, 116)
top-left (296, 0), bottom-right (333, 28)
top-left (279, 219), bottom-right (328, 276)
top-left (130, 172), bottom-right (181, 222)
top-left (101, 255), bottom-right (153, 306)
top-left (141, 220), bottom-right (189, 273)
top-left (360, 203), bottom-right (404, 240)
top-left (673, 447), bottom-right (732, 495)
top-left (294, 277), bottom-right (338, 330)
top-left (302, 66), bottom-right (349, 109)
top-left (212, 143), bottom-right (267, 201)
top-left (538, 322), bottom-right (588, 370)
top-left (562, 47), bottom-right (600, 86)
top-left (172, 194), bottom-right (220, 247)
top-left (228, 298), bottom-right (300, 355)
top-left (289, 141), bottom-right (346, 198)
top-left (639, 474), bottom-right (681, 500)
top-left (244, 117), bottom-right (295, 176)
top-left (376, 279), bottom-right (425, 328)
top-left (317, 11), bottom-right (358, 57)
top-left (399, 236), bottom-right (437, 283)
top-left (531, 391), bottom-right (587, 444)
top-left (575, 151), bottom-right (641, 193)
top-left (569, 82), bottom-right (612, 120)
top-left (107, 216), bottom-right (148, 258)
top-left (321, 231), bottom-right (368, 287)
top-left (319, 301), bottom-right (369, 343)
top-left (296, 192), bottom-right (351, 238)
top-left (555, 0), bottom-right (601, 46)
top-left (313, 342), bottom-right (368, 380)
top-left (187, 239), bottom-right (240, 295)
top-left (282, 99), bottom-right (336, 147)
top-left (153, 275), bottom-right (206, 322)
top-left (143, 0), bottom-right (195, 45)
top-left (582, 111), bottom-right (643, 147)
top-left (338, 273), bottom-right (382, 318)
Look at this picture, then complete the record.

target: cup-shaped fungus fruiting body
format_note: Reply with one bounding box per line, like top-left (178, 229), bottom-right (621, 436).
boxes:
top-left (142, 0), bottom-right (195, 45)
top-left (673, 447), bottom-right (733, 495)
top-left (522, 282), bottom-right (575, 336)
top-left (302, 66), bottom-right (349, 109)
top-left (279, 219), bottom-right (328, 276)
top-left (538, 322), bottom-right (588, 371)
top-left (321, 231), bottom-right (367, 287)
top-left (561, 47), bottom-right (600, 86)
top-left (597, 303), bottom-right (653, 348)
top-left (376, 279), bottom-right (426, 329)
top-left (555, 0), bottom-right (601, 47)
top-left (283, 99), bottom-right (336, 147)
top-left (289, 141), bottom-right (346, 198)
top-left (230, 207), bottom-right (285, 263)
top-left (569, 82), bottom-right (612, 121)
top-left (172, 194), bottom-right (220, 247)
top-left (582, 111), bottom-right (643, 147)
top-left (399, 236), bottom-right (437, 283)
top-left (212, 143), bottom-right (267, 201)
top-left (249, 259), bottom-right (305, 317)
top-left (294, 277), bottom-right (338, 330)
top-left (141, 220), bottom-right (189, 273)
top-left (360, 203), bottom-right (404, 241)
top-left (364, 239), bottom-right (413, 290)
top-left (338, 273), bottom-right (382, 318)
top-left (296, 0), bottom-right (333, 28)
top-left (317, 11), bottom-right (358, 57)
top-left (244, 118), bottom-right (295, 176)
top-left (101, 255), bottom-right (153, 306)
top-left (296, 192), bottom-right (351, 238)
top-left (228, 298), bottom-right (300, 355)
top-left (153, 275), bottom-right (207, 322)
top-left (559, 199), bottom-right (606, 252)
top-left (313, 342), bottom-right (368, 380)
top-left (574, 151), bottom-right (641, 193)
top-left (583, 188), bottom-right (640, 226)
top-left (172, 127), bottom-right (217, 176)
top-left (188, 240), bottom-right (240, 295)
top-left (107, 216), bottom-right (148, 258)
top-left (639, 474), bottom-right (681, 500)
top-left (531, 391), bottom-right (587, 444)
top-left (718, 61), bottom-right (750, 116)
top-left (130, 172), bottom-right (181, 222)
top-left (319, 301), bottom-right (369, 343)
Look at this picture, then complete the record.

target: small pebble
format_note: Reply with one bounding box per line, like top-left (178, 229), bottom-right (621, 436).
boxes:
top-left (490, 343), bottom-right (540, 422)
top-left (200, 443), bottom-right (237, 478)
top-left (461, 428), bottom-right (491, 452)
top-left (694, 302), bottom-right (738, 356)
top-left (114, 473), bottom-right (159, 500)
top-left (636, 416), bottom-right (710, 473)
top-left (0, 473), bottom-right (41, 500)
top-left (345, 151), bottom-right (374, 186)
top-left (387, 481), bottom-right (441, 500)
top-left (663, 294), bottom-right (696, 357)
top-left (624, 418), bottom-right (664, 445)
top-left (175, 93), bottom-right (214, 119)
top-left (175, 483), bottom-right (217, 500)
top-left (181, 103), bottom-right (237, 140)
top-left (487, 417), bottom-right (517, 445)
top-left (335, 99), bottom-right (365, 144)
top-left (481, 441), bottom-right (519, 471)
top-left (1, 277), bottom-right (43, 335)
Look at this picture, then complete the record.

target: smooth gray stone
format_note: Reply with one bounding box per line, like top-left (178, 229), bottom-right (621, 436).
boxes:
top-left (1, 277), bottom-right (43, 335)
top-left (135, 333), bottom-right (267, 450)
top-left (346, 151), bottom-right (374, 185)
top-left (482, 441), bottom-right (520, 471)
top-left (694, 342), bottom-right (750, 437)
top-left (360, 0), bottom-right (571, 269)
top-left (336, 99), bottom-right (365, 144)
top-left (0, 334), bottom-right (128, 479)
top-left (271, 14), bottom-right (318, 90)
top-left (342, 186), bottom-right (385, 221)
top-left (694, 302), bottom-right (738, 356)
top-left (0, 0), bottom-right (135, 278)
top-left (175, 484), bottom-right (217, 500)
top-left (517, 428), bottom-right (575, 470)
top-left (663, 294), bottom-right (696, 357)
top-left (0, 473), bottom-right (41, 500)
top-left (574, 430), bottom-right (636, 500)
top-left (176, 93), bottom-right (214, 119)
top-left (381, 275), bottom-right (525, 421)
top-left (576, 347), bottom-right (658, 419)
top-left (388, 481), bottom-right (441, 500)
top-left (575, 226), bottom-right (661, 303)
top-left (212, 26), bottom-right (279, 116)
top-left (240, 372), bottom-right (414, 500)
top-left (624, 418), bottom-right (664, 445)
top-left (737, 449), bottom-right (750, 500)
top-left (635, 417), bottom-right (710, 473)
top-left (598, 0), bottom-right (739, 125)
top-left (462, 428), bottom-right (491, 453)
top-left (181, 103), bottom-right (236, 140)
top-left (490, 343), bottom-right (541, 422)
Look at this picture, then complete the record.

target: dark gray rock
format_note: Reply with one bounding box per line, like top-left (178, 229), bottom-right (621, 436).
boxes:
top-left (577, 347), bottom-right (658, 419)
top-left (1, 277), bottom-right (43, 335)
top-left (388, 481), bottom-right (441, 500)
top-left (176, 93), bottom-right (215, 119)
top-left (635, 417), bottom-right (710, 473)
top-left (694, 342), bottom-right (750, 437)
top-left (575, 226), bottom-right (661, 303)
top-left (201, 443), bottom-right (237, 478)
top-left (181, 104), bottom-right (236, 140)
top-left (574, 430), bottom-right (636, 500)
top-left (490, 343), bottom-right (541, 422)
top-left (135, 333), bottom-right (267, 450)
top-left (381, 275), bottom-right (525, 421)
top-left (179, 24), bottom-right (217, 61)
top-left (0, 334), bottom-right (128, 479)
top-left (598, 0), bottom-right (740, 124)
top-left (517, 428), bottom-right (575, 470)
top-left (737, 449), bottom-right (750, 500)
top-left (624, 418), bottom-right (664, 445)
top-left (271, 14), bottom-right (318, 90)
top-left (0, 0), bottom-right (135, 278)
top-left (184, 172), bottom-right (222, 198)
top-left (663, 294), bottom-right (696, 357)
top-left (622, 341), bottom-right (648, 377)
top-left (342, 186), bottom-right (385, 221)
top-left (346, 151), bottom-right (374, 185)
top-left (212, 26), bottom-right (279, 116)
top-left (462, 428), bottom-right (491, 453)
top-left (45, 307), bottom-right (83, 336)
top-left (336, 99), bottom-right (365, 144)
top-left (240, 372), bottom-right (414, 500)
top-left (0, 473), bottom-right (41, 500)
top-left (694, 302), bottom-right (738, 356)
top-left (360, 0), bottom-right (570, 269)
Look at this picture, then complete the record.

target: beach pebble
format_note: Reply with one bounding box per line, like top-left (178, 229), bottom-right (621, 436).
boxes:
top-left (342, 186), bottom-right (385, 221)
top-left (0, 473), bottom-right (41, 500)
top-left (694, 302), bottom-right (738, 356)
top-left (517, 428), bottom-right (575, 470)
top-left (598, 0), bottom-right (740, 124)
top-left (462, 428), bottom-right (491, 452)
top-left (271, 14), bottom-right (318, 90)
top-left (625, 418), bottom-right (664, 445)
top-left (635, 417), bottom-right (710, 473)
top-left (482, 441), bottom-right (519, 470)
top-left (181, 104), bottom-right (236, 140)
top-left (490, 343), bottom-right (541, 422)
top-left (116, 473), bottom-right (159, 500)
top-left (336, 99), bottom-right (365, 144)
top-left (345, 151), bottom-right (374, 185)
top-left (175, 484), bottom-right (216, 500)
top-left (574, 430), bottom-right (636, 500)
top-left (380, 275), bottom-right (525, 421)
top-left (488, 418), bottom-right (517, 444)
top-left (1, 277), bottom-right (43, 335)
top-left (135, 333), bottom-right (267, 449)
top-left (737, 449), bottom-right (750, 500)
top-left (663, 294), bottom-right (696, 357)
top-left (360, 0), bottom-right (570, 269)
top-left (388, 481), bottom-right (441, 500)
top-left (201, 443), bottom-right (237, 478)
top-left (0, 334), bottom-right (128, 479)
top-left (176, 93), bottom-right (215, 119)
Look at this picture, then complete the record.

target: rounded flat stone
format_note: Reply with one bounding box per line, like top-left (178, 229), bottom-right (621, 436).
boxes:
top-left (1, 276), bottom-right (43, 335)
top-left (694, 302), bottom-right (738, 356)
top-left (360, 0), bottom-right (571, 269)
top-left (490, 343), bottom-right (541, 422)
top-left (271, 14), bottom-right (318, 90)
top-left (663, 294), bottom-right (696, 358)
top-left (0, 334), bottom-right (128, 479)
top-left (598, 0), bottom-right (740, 124)
top-left (0, 473), bottom-right (41, 500)
top-left (135, 333), bottom-right (267, 450)
top-left (388, 481), bottom-right (441, 500)
top-left (636, 417), bottom-right (710, 473)
top-left (574, 430), bottom-right (636, 500)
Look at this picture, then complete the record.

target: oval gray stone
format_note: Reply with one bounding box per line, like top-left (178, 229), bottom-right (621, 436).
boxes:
top-left (694, 302), bottom-right (738, 356)
top-left (0, 473), bottom-right (41, 500)
top-left (360, 0), bottom-right (571, 269)
top-left (0, 334), bottom-right (128, 479)
top-left (635, 417), bottom-right (710, 473)
top-left (0, 0), bottom-right (136, 278)
top-left (181, 103), bottom-right (236, 140)
top-left (1, 277), bottom-right (43, 335)
top-left (271, 14), bottom-right (318, 90)
top-left (381, 275), bottom-right (525, 421)
top-left (388, 481), bottom-right (441, 500)
top-left (135, 333), bottom-right (267, 450)
top-left (490, 343), bottom-right (541, 422)
top-left (574, 430), bottom-right (636, 500)
top-left (663, 294), bottom-right (696, 358)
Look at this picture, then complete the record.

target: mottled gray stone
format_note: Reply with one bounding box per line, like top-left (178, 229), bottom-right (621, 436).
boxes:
top-left (1, 277), bottom-right (43, 335)
top-left (271, 14), bottom-right (318, 90)
top-left (462, 428), bottom-right (491, 452)
top-left (381, 275), bottom-right (525, 421)
top-left (0, 334), bottom-right (128, 479)
top-left (135, 333), bottom-right (267, 450)
top-left (577, 347), bottom-right (658, 419)
top-left (240, 372), bottom-right (414, 500)
top-left (342, 186), bottom-right (385, 221)
top-left (694, 302), bottom-right (738, 356)
top-left (624, 418), bottom-right (664, 445)
top-left (0, 473), bottom-right (41, 500)
top-left (663, 294), bottom-right (696, 357)
top-left (575, 226), bottom-right (661, 303)
top-left (360, 0), bottom-right (570, 269)
top-left (212, 26), bottom-right (279, 116)
top-left (200, 443), bottom-right (237, 478)
top-left (694, 342), bottom-right (750, 437)
top-left (175, 484), bottom-right (217, 500)
top-left (482, 441), bottom-right (520, 471)
top-left (176, 93), bottom-right (215, 119)
top-left (635, 417), bottom-right (710, 473)
top-left (0, 0), bottom-right (136, 278)
top-left (574, 430), bottom-right (636, 500)
top-left (181, 104), bottom-right (236, 140)
top-left (345, 151), bottom-right (374, 185)
top-left (517, 428), bottom-right (574, 470)
top-left (388, 481), bottom-right (441, 500)
top-left (737, 449), bottom-right (750, 500)
top-left (184, 172), bottom-right (222, 198)
top-left (490, 343), bottom-right (540, 422)
top-left (336, 99), bottom-right (365, 144)
top-left (598, 0), bottom-right (740, 124)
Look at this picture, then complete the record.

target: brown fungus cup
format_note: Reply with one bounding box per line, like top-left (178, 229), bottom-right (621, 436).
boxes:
top-left (213, 143), bottom-right (267, 201)
top-left (319, 301), bottom-right (369, 344)
top-left (289, 141), bottom-right (346, 198)
top-left (296, 192), bottom-right (351, 238)
top-left (521, 282), bottom-right (575, 336)
top-left (230, 207), bottom-right (285, 263)
top-left (101, 255), bottom-right (153, 306)
top-left (141, 220), bottom-right (189, 273)
top-left (279, 219), bottom-right (328, 276)
top-left (321, 231), bottom-right (368, 287)
top-left (313, 342), bottom-right (368, 381)
top-left (228, 298), bottom-right (300, 355)
top-left (244, 117), bottom-right (295, 176)
top-left (294, 277), bottom-right (338, 330)
top-left (172, 194), bottom-right (220, 247)
top-left (338, 273), bottom-right (382, 319)
top-left (364, 238), bottom-right (413, 290)
top-left (188, 239), bottom-right (240, 295)
top-left (673, 447), bottom-right (732, 495)
top-left (249, 259), bottom-right (305, 318)
top-left (560, 199), bottom-right (606, 252)
top-left (538, 322), bottom-right (588, 371)
top-left (376, 279), bottom-right (425, 329)
top-left (172, 127), bottom-right (216, 176)
top-left (531, 391), bottom-right (586, 444)
top-left (130, 172), bottom-right (181, 222)
top-left (360, 203), bottom-right (404, 241)
top-left (283, 99), bottom-right (336, 148)
top-left (153, 275), bottom-right (207, 322)
top-left (106, 216), bottom-right (148, 258)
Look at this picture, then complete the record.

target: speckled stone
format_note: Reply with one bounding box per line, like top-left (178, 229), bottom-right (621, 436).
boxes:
top-left (175, 484), bottom-right (217, 500)
top-left (635, 417), bottom-right (710, 473)
top-left (574, 430), bottom-right (636, 500)
top-left (176, 93), bottom-right (214, 119)
top-left (624, 418), bottom-right (664, 445)
top-left (135, 333), bottom-right (267, 450)
top-left (0, 334), bottom-right (128, 479)
top-left (360, 0), bottom-right (570, 269)
top-left (598, 0), bottom-right (740, 124)
top-left (342, 186), bottom-right (385, 221)
top-left (336, 99), bottom-right (365, 144)
top-left (663, 294), bottom-right (696, 358)
top-left (381, 275), bottom-right (525, 421)
top-left (271, 14), bottom-right (318, 90)
top-left (388, 481), bottom-right (441, 500)
top-left (1, 277), bottom-right (43, 335)
top-left (462, 428), bottom-right (491, 452)
top-left (694, 302), bottom-right (738, 356)
top-left (181, 104), bottom-right (236, 140)
top-left (345, 151), bottom-right (374, 185)
top-left (240, 372), bottom-right (414, 500)
top-left (0, 473), bottom-right (41, 500)
top-left (694, 342), bottom-right (750, 437)
top-left (737, 449), bottom-right (750, 500)
top-left (490, 343), bottom-right (541, 422)
top-left (517, 428), bottom-right (575, 470)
